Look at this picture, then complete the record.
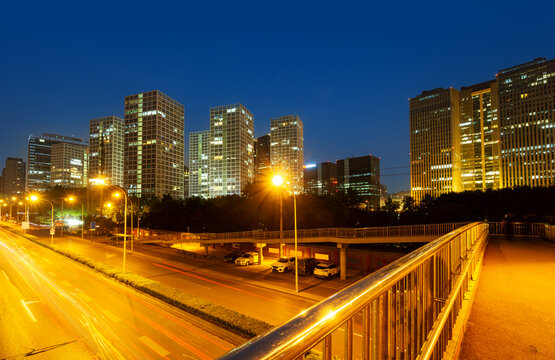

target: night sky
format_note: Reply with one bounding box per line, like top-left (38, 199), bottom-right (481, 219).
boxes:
top-left (1, 1), bottom-right (554, 192)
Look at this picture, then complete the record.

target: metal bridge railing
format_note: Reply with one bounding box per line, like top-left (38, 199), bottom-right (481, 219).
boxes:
top-left (199, 222), bottom-right (471, 241)
top-left (220, 222), bottom-right (489, 360)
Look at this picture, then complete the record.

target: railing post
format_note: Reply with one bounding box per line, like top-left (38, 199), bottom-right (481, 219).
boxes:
top-left (323, 334), bottom-right (332, 360)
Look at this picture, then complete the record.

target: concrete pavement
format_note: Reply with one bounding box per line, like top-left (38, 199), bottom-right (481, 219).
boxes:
top-left (459, 235), bottom-right (555, 360)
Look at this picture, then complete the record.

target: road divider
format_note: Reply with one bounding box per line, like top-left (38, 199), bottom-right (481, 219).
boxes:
top-left (7, 229), bottom-right (273, 338)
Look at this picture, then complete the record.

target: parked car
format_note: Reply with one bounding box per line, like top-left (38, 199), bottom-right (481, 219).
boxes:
top-left (314, 263), bottom-right (339, 279)
top-left (235, 252), bottom-right (259, 266)
top-left (271, 257), bottom-right (296, 272)
top-left (297, 258), bottom-right (320, 276)
top-left (223, 251), bottom-right (245, 263)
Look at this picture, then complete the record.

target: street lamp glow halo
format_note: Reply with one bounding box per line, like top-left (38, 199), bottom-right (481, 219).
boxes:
top-left (272, 175), bottom-right (284, 186)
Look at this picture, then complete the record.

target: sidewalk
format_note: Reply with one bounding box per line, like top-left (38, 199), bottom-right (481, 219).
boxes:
top-left (459, 236), bottom-right (555, 359)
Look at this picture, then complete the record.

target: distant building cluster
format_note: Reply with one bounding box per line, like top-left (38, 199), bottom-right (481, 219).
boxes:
top-left (0, 89), bottom-right (382, 206)
top-left (303, 155), bottom-right (381, 210)
top-left (410, 57), bottom-right (555, 202)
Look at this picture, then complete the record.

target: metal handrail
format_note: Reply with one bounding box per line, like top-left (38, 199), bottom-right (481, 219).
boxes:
top-left (220, 222), bottom-right (488, 360)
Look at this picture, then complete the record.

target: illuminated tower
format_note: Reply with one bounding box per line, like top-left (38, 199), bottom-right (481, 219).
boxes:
top-left (209, 104), bottom-right (254, 197)
top-left (497, 58), bottom-right (555, 188)
top-left (88, 116), bottom-right (124, 186)
top-left (410, 88), bottom-right (462, 202)
top-left (124, 90), bottom-right (185, 199)
top-left (270, 115), bottom-right (304, 192)
top-left (459, 81), bottom-right (501, 190)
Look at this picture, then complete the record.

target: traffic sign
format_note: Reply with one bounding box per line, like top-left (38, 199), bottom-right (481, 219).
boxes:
top-left (22, 221), bottom-right (30, 230)
top-left (50, 228), bottom-right (55, 235)
top-left (90, 221), bottom-right (96, 230)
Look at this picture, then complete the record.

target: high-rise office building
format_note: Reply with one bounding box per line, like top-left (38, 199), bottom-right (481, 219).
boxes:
top-left (304, 162), bottom-right (337, 196)
top-left (497, 58), bottom-right (555, 188)
top-left (254, 134), bottom-right (271, 182)
top-left (88, 116), bottom-right (124, 186)
top-left (189, 130), bottom-right (210, 198)
top-left (270, 115), bottom-right (304, 192)
top-left (27, 133), bottom-right (86, 192)
top-left (124, 90), bottom-right (185, 199)
top-left (1, 158), bottom-right (26, 196)
top-left (51, 142), bottom-right (88, 188)
top-left (410, 88), bottom-right (462, 202)
top-left (209, 104), bottom-right (254, 197)
top-left (460, 81), bottom-right (501, 191)
top-left (337, 155), bottom-right (381, 210)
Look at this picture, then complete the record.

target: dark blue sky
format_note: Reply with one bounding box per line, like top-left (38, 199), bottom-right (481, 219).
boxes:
top-left (1, 1), bottom-right (554, 192)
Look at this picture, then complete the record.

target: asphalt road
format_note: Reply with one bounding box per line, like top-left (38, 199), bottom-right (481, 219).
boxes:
top-left (22, 230), bottom-right (366, 326)
top-left (0, 228), bottom-right (243, 359)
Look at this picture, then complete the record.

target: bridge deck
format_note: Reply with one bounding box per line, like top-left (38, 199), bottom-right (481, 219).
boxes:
top-left (460, 235), bottom-right (555, 359)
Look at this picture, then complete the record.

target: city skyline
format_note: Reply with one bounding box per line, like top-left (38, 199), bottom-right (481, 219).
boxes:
top-left (3, 2), bottom-right (554, 193)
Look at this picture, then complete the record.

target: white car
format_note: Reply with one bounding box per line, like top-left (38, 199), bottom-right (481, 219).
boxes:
top-left (235, 252), bottom-right (259, 266)
top-left (271, 257), bottom-right (296, 272)
top-left (314, 263), bottom-right (339, 279)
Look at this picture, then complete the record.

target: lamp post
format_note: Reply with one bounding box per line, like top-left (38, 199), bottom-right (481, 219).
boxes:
top-left (0, 200), bottom-right (4, 220)
top-left (112, 190), bottom-right (128, 273)
top-left (66, 196), bottom-right (84, 239)
top-left (272, 175), bottom-right (299, 293)
top-left (30, 195), bottom-right (54, 246)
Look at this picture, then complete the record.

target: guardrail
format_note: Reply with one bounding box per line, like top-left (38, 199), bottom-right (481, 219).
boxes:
top-left (195, 222), bottom-right (471, 241)
top-left (487, 222), bottom-right (545, 237)
top-left (220, 222), bottom-right (489, 360)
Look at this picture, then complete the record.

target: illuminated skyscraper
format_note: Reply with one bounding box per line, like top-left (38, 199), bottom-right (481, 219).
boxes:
top-left (337, 155), bottom-right (380, 210)
top-left (189, 130), bottom-right (210, 198)
top-left (304, 162), bottom-right (337, 196)
top-left (459, 81), bottom-right (501, 190)
top-left (1, 158), bottom-right (26, 196)
top-left (270, 115), bottom-right (304, 192)
top-left (27, 133), bottom-right (86, 192)
top-left (124, 90), bottom-right (185, 199)
top-left (88, 116), bottom-right (124, 186)
top-left (209, 104), bottom-right (254, 197)
top-left (497, 58), bottom-right (555, 188)
top-left (51, 142), bottom-right (88, 188)
top-left (254, 134), bottom-right (271, 182)
top-left (410, 88), bottom-right (462, 202)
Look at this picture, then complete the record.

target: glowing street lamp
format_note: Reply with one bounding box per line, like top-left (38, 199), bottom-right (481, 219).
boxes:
top-left (30, 194), bottom-right (55, 246)
top-left (112, 190), bottom-right (129, 273)
top-left (66, 196), bottom-right (84, 239)
top-left (272, 174), bottom-right (299, 293)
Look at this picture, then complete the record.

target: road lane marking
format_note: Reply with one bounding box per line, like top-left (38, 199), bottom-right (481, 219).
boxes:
top-left (2, 270), bottom-right (10, 282)
top-left (43, 258), bottom-right (52, 264)
top-left (60, 280), bottom-right (72, 287)
top-left (102, 309), bottom-right (122, 323)
top-left (48, 271), bottom-right (56, 277)
top-left (79, 292), bottom-right (93, 302)
top-left (21, 299), bottom-right (37, 322)
top-left (138, 336), bottom-right (170, 357)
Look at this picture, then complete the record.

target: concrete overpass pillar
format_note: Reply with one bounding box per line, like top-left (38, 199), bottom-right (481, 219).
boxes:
top-left (256, 243), bottom-right (266, 265)
top-left (338, 243), bottom-right (348, 281)
top-left (204, 244), bottom-right (209, 256)
top-left (279, 243), bottom-right (284, 258)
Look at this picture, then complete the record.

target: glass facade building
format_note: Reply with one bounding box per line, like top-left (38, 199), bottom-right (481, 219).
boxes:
top-left (336, 155), bottom-right (381, 210)
top-left (410, 88), bottom-right (462, 202)
top-left (304, 162), bottom-right (337, 196)
top-left (88, 116), bottom-right (124, 187)
top-left (124, 90), bottom-right (185, 199)
top-left (270, 115), bottom-right (304, 193)
top-left (51, 142), bottom-right (88, 188)
top-left (497, 58), bottom-right (555, 188)
top-left (1, 158), bottom-right (26, 196)
top-left (254, 134), bottom-right (271, 183)
top-left (209, 104), bottom-right (254, 197)
top-left (27, 133), bottom-right (86, 192)
top-left (459, 81), bottom-right (501, 190)
top-left (189, 130), bottom-right (210, 198)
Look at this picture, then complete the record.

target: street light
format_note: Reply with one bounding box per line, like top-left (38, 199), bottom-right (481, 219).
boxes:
top-left (29, 194), bottom-right (55, 246)
top-left (112, 190), bottom-right (129, 273)
top-left (272, 174), bottom-right (299, 293)
top-left (66, 196), bottom-right (84, 238)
